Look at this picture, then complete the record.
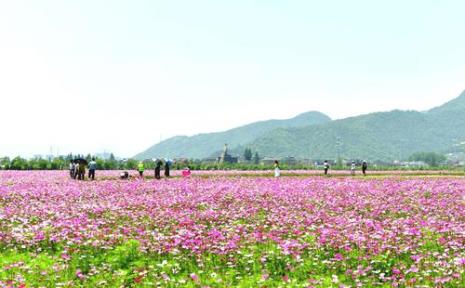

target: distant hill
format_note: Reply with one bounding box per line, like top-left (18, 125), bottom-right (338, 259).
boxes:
top-left (428, 90), bottom-right (465, 114)
top-left (134, 111), bottom-right (331, 160)
top-left (136, 91), bottom-right (465, 161)
top-left (245, 91), bottom-right (465, 161)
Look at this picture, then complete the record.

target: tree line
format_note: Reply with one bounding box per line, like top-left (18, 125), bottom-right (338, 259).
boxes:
top-left (0, 154), bottom-right (140, 170)
top-left (0, 151), bottom-right (456, 171)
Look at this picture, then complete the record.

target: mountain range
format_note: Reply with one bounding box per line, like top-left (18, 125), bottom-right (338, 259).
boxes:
top-left (135, 91), bottom-right (465, 161)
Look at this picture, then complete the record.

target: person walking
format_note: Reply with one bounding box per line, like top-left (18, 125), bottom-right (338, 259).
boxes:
top-left (274, 160), bottom-right (281, 177)
top-left (164, 160), bottom-right (170, 178)
top-left (323, 160), bottom-right (330, 175)
top-left (88, 158), bottom-right (97, 180)
top-left (137, 161), bottom-right (145, 178)
top-left (350, 161), bottom-right (356, 176)
top-left (362, 161), bottom-right (368, 176)
top-left (69, 161), bottom-right (76, 179)
top-left (154, 160), bottom-right (162, 179)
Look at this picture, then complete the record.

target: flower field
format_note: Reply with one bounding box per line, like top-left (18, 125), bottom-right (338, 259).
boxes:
top-left (1, 171), bottom-right (465, 287)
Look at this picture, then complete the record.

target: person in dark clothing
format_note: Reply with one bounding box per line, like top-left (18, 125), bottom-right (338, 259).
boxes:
top-left (77, 162), bottom-right (86, 180)
top-left (88, 158), bottom-right (97, 180)
top-left (323, 160), bottom-right (330, 175)
top-left (155, 160), bottom-right (162, 179)
top-left (164, 160), bottom-right (170, 177)
top-left (362, 161), bottom-right (368, 176)
top-left (69, 161), bottom-right (76, 179)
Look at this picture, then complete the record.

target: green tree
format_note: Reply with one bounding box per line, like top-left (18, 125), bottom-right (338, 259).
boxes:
top-left (253, 152), bottom-right (260, 164)
top-left (30, 158), bottom-right (49, 170)
top-left (51, 157), bottom-right (65, 170)
top-left (125, 159), bottom-right (138, 170)
top-left (408, 152), bottom-right (446, 167)
top-left (243, 148), bottom-right (253, 161)
top-left (96, 158), bottom-right (105, 170)
top-left (0, 157), bottom-right (10, 169)
top-left (10, 156), bottom-right (28, 170)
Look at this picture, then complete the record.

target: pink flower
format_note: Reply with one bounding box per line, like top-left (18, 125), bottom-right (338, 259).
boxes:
top-left (190, 273), bottom-right (199, 283)
top-left (76, 269), bottom-right (85, 280)
top-left (282, 275), bottom-right (289, 282)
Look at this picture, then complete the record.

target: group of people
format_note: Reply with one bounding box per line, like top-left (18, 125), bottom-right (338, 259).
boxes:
top-left (273, 160), bottom-right (369, 178)
top-left (325, 160), bottom-right (368, 176)
top-left (69, 157), bottom-right (369, 180)
top-left (136, 160), bottom-right (172, 179)
top-left (69, 158), bottom-right (97, 180)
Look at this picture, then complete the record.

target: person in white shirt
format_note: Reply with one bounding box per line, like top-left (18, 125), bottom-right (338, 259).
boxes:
top-left (274, 160), bottom-right (280, 177)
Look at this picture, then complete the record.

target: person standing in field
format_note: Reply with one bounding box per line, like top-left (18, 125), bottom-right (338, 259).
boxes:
top-left (74, 162), bottom-right (79, 179)
top-left (155, 160), bottom-right (162, 179)
top-left (88, 158), bottom-right (97, 180)
top-left (76, 161), bottom-right (86, 180)
top-left (69, 161), bottom-right (76, 179)
top-left (323, 160), bottom-right (330, 175)
top-left (362, 161), bottom-right (368, 176)
top-left (350, 161), bottom-right (356, 176)
top-left (137, 161), bottom-right (145, 178)
top-left (274, 160), bottom-right (281, 177)
top-left (164, 160), bottom-right (170, 177)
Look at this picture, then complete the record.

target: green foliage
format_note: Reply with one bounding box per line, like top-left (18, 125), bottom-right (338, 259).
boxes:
top-left (253, 152), bottom-right (260, 164)
top-left (1, 241), bottom-right (465, 287)
top-left (124, 159), bottom-right (139, 170)
top-left (243, 148), bottom-right (253, 161)
top-left (108, 240), bottom-right (142, 270)
top-left (408, 152), bottom-right (447, 167)
top-left (10, 156), bottom-right (28, 170)
top-left (0, 155), bottom-right (144, 171)
top-left (0, 157), bottom-right (10, 169)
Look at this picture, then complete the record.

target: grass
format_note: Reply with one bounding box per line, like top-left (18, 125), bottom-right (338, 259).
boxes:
top-left (2, 237), bottom-right (465, 287)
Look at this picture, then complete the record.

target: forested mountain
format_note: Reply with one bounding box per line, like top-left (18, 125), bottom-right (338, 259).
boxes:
top-left (136, 91), bottom-right (465, 161)
top-left (135, 111), bottom-right (331, 159)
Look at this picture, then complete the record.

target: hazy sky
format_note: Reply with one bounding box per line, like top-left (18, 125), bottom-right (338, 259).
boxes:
top-left (1, 0), bottom-right (464, 158)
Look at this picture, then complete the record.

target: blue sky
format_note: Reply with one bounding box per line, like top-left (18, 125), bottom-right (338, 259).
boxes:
top-left (1, 0), bottom-right (464, 157)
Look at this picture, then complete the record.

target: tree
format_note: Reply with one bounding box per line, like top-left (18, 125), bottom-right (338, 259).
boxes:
top-left (243, 148), bottom-right (253, 161)
top-left (10, 157), bottom-right (28, 170)
top-left (51, 156), bottom-right (65, 170)
top-left (253, 152), bottom-right (260, 164)
top-left (125, 159), bottom-right (138, 170)
top-left (408, 152), bottom-right (446, 167)
top-left (0, 157), bottom-right (10, 169)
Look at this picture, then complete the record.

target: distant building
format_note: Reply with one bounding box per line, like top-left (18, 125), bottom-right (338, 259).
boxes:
top-left (400, 161), bottom-right (428, 168)
top-left (281, 156), bottom-right (297, 166)
top-left (218, 144), bottom-right (238, 164)
top-left (261, 157), bottom-right (278, 166)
